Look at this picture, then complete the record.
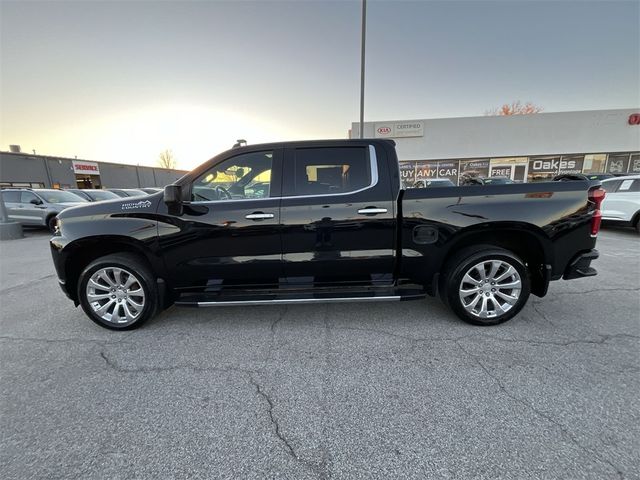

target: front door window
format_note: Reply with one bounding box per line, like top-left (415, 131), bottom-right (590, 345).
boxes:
top-left (191, 151), bottom-right (273, 202)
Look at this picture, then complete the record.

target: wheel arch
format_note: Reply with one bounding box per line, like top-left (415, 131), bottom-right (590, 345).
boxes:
top-left (45, 212), bottom-right (58, 227)
top-left (437, 222), bottom-right (553, 297)
top-left (63, 236), bottom-right (160, 303)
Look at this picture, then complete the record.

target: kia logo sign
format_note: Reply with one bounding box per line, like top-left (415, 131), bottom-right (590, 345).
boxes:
top-left (377, 126), bottom-right (392, 134)
top-left (629, 113), bottom-right (640, 125)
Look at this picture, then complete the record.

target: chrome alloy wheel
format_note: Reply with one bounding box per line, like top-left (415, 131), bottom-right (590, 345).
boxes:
top-left (86, 267), bottom-right (146, 325)
top-left (458, 260), bottom-right (522, 318)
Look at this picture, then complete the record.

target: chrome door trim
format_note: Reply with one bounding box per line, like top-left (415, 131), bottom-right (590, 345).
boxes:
top-left (189, 145), bottom-right (381, 206)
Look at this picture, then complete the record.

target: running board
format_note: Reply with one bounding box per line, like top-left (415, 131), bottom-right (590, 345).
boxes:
top-left (178, 296), bottom-right (403, 307)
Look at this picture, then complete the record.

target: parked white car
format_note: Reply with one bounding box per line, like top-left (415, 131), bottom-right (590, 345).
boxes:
top-left (600, 175), bottom-right (640, 233)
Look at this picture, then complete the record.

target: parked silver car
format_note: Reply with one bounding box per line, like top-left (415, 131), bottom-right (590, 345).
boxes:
top-left (1, 188), bottom-right (87, 232)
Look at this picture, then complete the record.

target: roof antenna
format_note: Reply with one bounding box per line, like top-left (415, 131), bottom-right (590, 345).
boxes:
top-left (232, 139), bottom-right (247, 149)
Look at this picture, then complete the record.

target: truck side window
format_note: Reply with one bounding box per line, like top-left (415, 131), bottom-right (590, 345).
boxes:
top-left (292, 147), bottom-right (371, 196)
top-left (191, 151), bottom-right (273, 202)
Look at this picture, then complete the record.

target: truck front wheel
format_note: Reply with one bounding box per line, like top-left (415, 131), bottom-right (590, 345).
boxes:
top-left (77, 253), bottom-right (158, 330)
top-left (443, 247), bottom-right (531, 326)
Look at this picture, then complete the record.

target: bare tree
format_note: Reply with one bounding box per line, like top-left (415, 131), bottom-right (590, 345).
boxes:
top-left (485, 101), bottom-right (543, 116)
top-left (158, 149), bottom-right (176, 169)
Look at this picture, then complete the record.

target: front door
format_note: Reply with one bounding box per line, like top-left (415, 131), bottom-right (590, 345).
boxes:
top-left (279, 144), bottom-right (396, 286)
top-left (18, 191), bottom-right (46, 225)
top-left (158, 149), bottom-right (283, 291)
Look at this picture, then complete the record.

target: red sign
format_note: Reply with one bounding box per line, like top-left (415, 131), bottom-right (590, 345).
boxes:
top-left (377, 126), bottom-right (391, 134)
top-left (76, 164), bottom-right (97, 171)
top-left (72, 160), bottom-right (100, 175)
top-left (628, 113), bottom-right (640, 125)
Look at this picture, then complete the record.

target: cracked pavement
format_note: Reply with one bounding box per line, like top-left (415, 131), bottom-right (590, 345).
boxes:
top-left (1, 228), bottom-right (639, 479)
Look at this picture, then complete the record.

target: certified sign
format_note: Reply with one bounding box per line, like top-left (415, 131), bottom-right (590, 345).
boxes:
top-left (374, 121), bottom-right (424, 138)
top-left (72, 160), bottom-right (100, 175)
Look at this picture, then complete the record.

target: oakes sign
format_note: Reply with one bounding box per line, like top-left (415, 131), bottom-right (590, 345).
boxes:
top-left (374, 121), bottom-right (424, 138)
top-left (530, 156), bottom-right (583, 174)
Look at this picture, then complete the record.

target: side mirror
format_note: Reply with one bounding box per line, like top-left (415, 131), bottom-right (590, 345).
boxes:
top-left (163, 184), bottom-right (182, 205)
top-left (164, 184), bottom-right (183, 216)
top-left (30, 198), bottom-right (42, 205)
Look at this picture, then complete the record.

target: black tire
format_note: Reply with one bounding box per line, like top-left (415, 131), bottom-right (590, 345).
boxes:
top-left (442, 246), bottom-right (530, 326)
top-left (77, 253), bottom-right (158, 330)
top-left (47, 215), bottom-right (57, 233)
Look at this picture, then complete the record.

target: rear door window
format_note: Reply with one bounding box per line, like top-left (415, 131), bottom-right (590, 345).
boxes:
top-left (1, 191), bottom-right (20, 202)
top-left (618, 179), bottom-right (640, 192)
top-left (286, 147), bottom-right (371, 196)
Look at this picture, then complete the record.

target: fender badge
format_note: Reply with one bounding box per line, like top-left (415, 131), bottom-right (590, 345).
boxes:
top-left (121, 200), bottom-right (152, 210)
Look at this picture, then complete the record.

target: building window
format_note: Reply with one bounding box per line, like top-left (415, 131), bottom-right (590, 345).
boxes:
top-left (459, 159), bottom-right (490, 184)
top-left (629, 153), bottom-right (640, 174)
top-left (414, 160), bottom-right (460, 185)
top-left (606, 153), bottom-right (630, 174)
top-left (527, 156), bottom-right (560, 182)
top-left (399, 161), bottom-right (417, 188)
top-left (559, 155), bottom-right (584, 175)
top-left (0, 182), bottom-right (44, 188)
top-left (583, 154), bottom-right (607, 173)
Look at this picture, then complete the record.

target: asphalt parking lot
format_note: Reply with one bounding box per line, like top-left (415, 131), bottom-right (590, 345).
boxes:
top-left (1, 227), bottom-right (638, 479)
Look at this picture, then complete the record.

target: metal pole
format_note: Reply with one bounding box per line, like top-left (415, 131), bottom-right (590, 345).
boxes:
top-left (359, 0), bottom-right (367, 139)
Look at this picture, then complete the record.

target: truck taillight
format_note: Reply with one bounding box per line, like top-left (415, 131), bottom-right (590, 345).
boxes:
top-left (588, 187), bottom-right (606, 237)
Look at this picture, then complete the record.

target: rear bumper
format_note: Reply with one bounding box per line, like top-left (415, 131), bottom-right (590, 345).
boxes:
top-left (563, 249), bottom-right (599, 280)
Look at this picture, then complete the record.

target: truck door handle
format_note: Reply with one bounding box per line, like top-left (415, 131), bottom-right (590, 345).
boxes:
top-left (357, 207), bottom-right (388, 215)
top-left (245, 212), bottom-right (275, 220)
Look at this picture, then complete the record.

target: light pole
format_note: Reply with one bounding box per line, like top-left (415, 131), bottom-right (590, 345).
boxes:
top-left (359, 0), bottom-right (367, 139)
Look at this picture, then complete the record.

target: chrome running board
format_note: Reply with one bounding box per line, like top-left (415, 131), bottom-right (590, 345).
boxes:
top-left (188, 296), bottom-right (402, 307)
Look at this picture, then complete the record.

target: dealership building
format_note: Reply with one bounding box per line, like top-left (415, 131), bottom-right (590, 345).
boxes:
top-left (0, 149), bottom-right (187, 189)
top-left (351, 108), bottom-right (640, 186)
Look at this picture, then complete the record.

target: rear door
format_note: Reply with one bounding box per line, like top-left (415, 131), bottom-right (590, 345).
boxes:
top-left (279, 143), bottom-right (396, 286)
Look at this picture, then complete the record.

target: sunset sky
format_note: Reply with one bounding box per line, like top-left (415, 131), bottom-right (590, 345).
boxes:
top-left (1, 0), bottom-right (639, 170)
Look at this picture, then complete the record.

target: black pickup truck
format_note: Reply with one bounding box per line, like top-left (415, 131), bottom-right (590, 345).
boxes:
top-left (50, 139), bottom-right (604, 330)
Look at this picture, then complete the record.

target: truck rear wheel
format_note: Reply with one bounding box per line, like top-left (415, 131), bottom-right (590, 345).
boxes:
top-left (443, 246), bottom-right (530, 326)
top-left (77, 253), bottom-right (158, 330)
